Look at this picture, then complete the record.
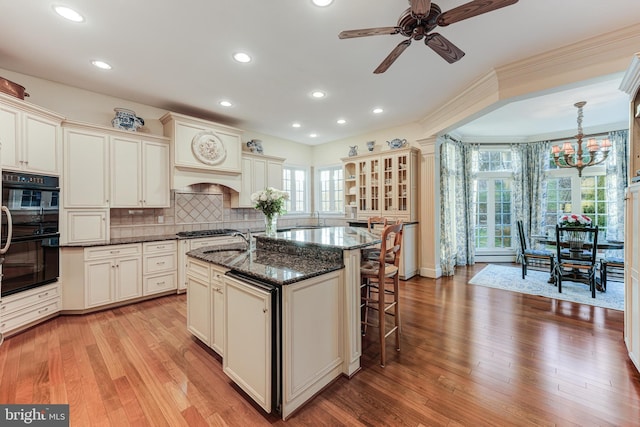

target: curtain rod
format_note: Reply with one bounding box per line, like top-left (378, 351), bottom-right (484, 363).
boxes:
top-left (455, 130), bottom-right (618, 146)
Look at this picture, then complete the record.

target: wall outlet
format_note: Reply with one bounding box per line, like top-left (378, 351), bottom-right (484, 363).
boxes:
top-left (157, 215), bottom-right (164, 224)
top-left (244, 213), bottom-right (248, 220)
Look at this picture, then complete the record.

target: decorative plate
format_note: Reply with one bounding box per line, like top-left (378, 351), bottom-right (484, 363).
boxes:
top-left (191, 131), bottom-right (226, 165)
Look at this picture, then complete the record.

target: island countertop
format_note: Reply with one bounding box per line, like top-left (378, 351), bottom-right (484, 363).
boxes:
top-left (186, 226), bottom-right (380, 285)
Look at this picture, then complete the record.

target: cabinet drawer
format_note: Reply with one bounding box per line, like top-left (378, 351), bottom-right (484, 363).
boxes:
top-left (0, 283), bottom-right (60, 317)
top-left (0, 298), bottom-right (61, 334)
top-left (143, 272), bottom-right (177, 295)
top-left (186, 257), bottom-right (211, 281)
top-left (143, 240), bottom-right (177, 254)
top-left (85, 243), bottom-right (141, 260)
top-left (144, 252), bottom-right (177, 274)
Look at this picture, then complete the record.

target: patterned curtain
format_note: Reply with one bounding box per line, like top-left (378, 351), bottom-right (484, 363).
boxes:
top-left (439, 137), bottom-right (476, 276)
top-left (605, 130), bottom-right (628, 243)
top-left (512, 141), bottom-right (550, 258)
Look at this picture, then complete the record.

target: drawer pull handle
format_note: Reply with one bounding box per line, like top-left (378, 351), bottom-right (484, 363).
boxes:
top-left (38, 292), bottom-right (50, 298)
top-left (157, 281), bottom-right (165, 285)
top-left (156, 261), bottom-right (165, 265)
top-left (157, 246), bottom-right (165, 249)
top-left (110, 250), bottom-right (120, 254)
top-left (38, 307), bottom-right (49, 314)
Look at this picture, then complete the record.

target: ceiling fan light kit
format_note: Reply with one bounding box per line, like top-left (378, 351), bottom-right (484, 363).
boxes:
top-left (339, 0), bottom-right (519, 73)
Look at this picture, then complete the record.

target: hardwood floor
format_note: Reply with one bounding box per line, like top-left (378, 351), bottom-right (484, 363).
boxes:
top-left (1, 263), bottom-right (639, 426)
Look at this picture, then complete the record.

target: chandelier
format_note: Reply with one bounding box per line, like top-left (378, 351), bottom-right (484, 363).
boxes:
top-left (551, 101), bottom-right (611, 177)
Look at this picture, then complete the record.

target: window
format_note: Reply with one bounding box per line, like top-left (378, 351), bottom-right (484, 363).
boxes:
top-left (473, 149), bottom-right (513, 250)
top-left (545, 162), bottom-right (609, 237)
top-left (282, 166), bottom-right (308, 213)
top-left (317, 166), bottom-right (344, 213)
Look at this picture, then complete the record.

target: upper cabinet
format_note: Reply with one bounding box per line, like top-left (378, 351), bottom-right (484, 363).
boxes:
top-left (160, 112), bottom-right (244, 190)
top-left (230, 153), bottom-right (285, 208)
top-left (0, 93), bottom-right (63, 175)
top-left (111, 135), bottom-right (170, 208)
top-left (342, 146), bottom-right (419, 222)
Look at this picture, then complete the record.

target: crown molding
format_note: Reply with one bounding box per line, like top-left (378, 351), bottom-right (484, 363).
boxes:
top-left (419, 23), bottom-right (640, 139)
top-left (620, 52), bottom-right (640, 97)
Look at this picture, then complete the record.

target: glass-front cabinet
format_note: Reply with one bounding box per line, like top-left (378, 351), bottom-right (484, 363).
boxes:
top-left (342, 146), bottom-right (418, 222)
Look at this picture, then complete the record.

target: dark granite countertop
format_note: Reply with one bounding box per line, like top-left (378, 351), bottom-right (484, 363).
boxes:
top-left (60, 230), bottom-right (244, 247)
top-left (187, 243), bottom-right (343, 286)
top-left (347, 220), bottom-right (419, 227)
top-left (265, 226), bottom-right (381, 250)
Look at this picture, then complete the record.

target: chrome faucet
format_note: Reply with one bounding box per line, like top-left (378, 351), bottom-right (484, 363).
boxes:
top-left (231, 230), bottom-right (253, 250)
top-left (314, 211), bottom-right (321, 226)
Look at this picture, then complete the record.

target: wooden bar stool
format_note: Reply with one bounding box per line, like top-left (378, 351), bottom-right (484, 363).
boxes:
top-left (360, 222), bottom-right (403, 367)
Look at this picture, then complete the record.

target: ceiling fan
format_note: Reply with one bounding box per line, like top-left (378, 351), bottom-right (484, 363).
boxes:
top-left (338, 0), bottom-right (519, 73)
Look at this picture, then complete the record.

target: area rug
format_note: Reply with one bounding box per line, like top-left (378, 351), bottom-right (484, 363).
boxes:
top-left (468, 264), bottom-right (624, 311)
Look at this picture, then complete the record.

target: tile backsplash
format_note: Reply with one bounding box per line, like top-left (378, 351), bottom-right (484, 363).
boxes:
top-left (175, 192), bottom-right (224, 224)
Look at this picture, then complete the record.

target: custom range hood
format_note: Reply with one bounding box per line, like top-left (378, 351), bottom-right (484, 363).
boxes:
top-left (160, 112), bottom-right (244, 191)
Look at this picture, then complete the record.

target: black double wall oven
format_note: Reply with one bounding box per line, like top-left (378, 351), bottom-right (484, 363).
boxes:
top-left (1, 172), bottom-right (60, 297)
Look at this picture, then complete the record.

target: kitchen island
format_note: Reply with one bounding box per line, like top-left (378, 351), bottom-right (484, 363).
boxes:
top-left (185, 226), bottom-right (379, 419)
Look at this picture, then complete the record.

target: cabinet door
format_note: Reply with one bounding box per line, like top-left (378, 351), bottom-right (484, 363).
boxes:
top-left (64, 210), bottom-right (108, 245)
top-left (111, 136), bottom-right (141, 208)
top-left (115, 256), bottom-right (142, 301)
top-left (142, 140), bottom-right (170, 207)
top-left (0, 103), bottom-right (20, 170)
top-left (23, 112), bottom-right (60, 174)
top-left (224, 276), bottom-right (272, 412)
top-left (187, 276), bottom-right (210, 345)
top-left (267, 160), bottom-right (283, 189)
top-left (236, 156), bottom-right (254, 207)
top-left (63, 128), bottom-right (109, 207)
top-left (252, 158), bottom-right (267, 192)
top-left (357, 157), bottom-right (380, 215)
top-left (210, 269), bottom-right (226, 355)
top-left (85, 260), bottom-right (114, 307)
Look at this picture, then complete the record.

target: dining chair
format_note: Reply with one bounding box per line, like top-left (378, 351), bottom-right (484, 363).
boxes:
top-left (600, 256), bottom-right (624, 292)
top-left (516, 220), bottom-right (555, 281)
top-left (360, 222), bottom-right (403, 367)
top-left (554, 225), bottom-right (599, 298)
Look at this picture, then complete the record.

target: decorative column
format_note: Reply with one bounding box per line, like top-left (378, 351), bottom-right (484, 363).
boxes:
top-left (417, 136), bottom-right (441, 278)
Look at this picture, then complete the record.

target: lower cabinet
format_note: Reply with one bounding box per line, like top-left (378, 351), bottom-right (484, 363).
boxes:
top-left (63, 209), bottom-right (109, 245)
top-left (84, 244), bottom-right (142, 307)
top-left (223, 274), bottom-right (273, 413)
top-left (0, 282), bottom-right (61, 337)
top-left (399, 222), bottom-right (418, 280)
top-left (142, 240), bottom-right (177, 295)
top-left (178, 236), bottom-right (239, 292)
top-left (186, 257), bottom-right (227, 355)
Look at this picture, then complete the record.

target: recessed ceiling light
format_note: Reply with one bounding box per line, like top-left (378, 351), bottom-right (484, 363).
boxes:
top-left (373, 108), bottom-right (384, 114)
top-left (91, 60), bottom-right (112, 70)
top-left (219, 100), bottom-right (232, 107)
top-left (292, 123), bottom-right (301, 128)
top-left (233, 52), bottom-right (251, 63)
top-left (311, 91), bottom-right (326, 99)
top-left (337, 119), bottom-right (346, 125)
top-left (312, 0), bottom-right (333, 6)
top-left (53, 5), bottom-right (84, 22)
top-left (310, 133), bottom-right (318, 138)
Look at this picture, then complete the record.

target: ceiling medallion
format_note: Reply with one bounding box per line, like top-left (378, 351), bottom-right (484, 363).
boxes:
top-left (192, 131), bottom-right (227, 165)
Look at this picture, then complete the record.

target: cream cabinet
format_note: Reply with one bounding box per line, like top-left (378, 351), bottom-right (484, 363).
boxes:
top-left (0, 94), bottom-right (63, 175)
top-left (620, 53), bottom-right (640, 374)
top-left (111, 135), bottom-right (170, 208)
top-left (63, 209), bottom-right (109, 245)
top-left (223, 274), bottom-right (273, 413)
top-left (0, 282), bottom-right (61, 337)
top-left (84, 244), bottom-right (142, 308)
top-left (142, 240), bottom-right (177, 295)
top-left (63, 125), bottom-right (110, 208)
top-left (186, 256), bottom-right (228, 354)
top-left (342, 146), bottom-right (419, 221)
top-left (230, 153), bottom-right (285, 208)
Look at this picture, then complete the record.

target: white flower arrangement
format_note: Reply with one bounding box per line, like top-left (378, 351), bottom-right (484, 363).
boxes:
top-left (250, 187), bottom-right (289, 218)
top-left (558, 213), bottom-right (592, 227)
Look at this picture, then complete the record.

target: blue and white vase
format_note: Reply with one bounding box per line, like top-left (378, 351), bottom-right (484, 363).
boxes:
top-left (112, 108), bottom-right (144, 132)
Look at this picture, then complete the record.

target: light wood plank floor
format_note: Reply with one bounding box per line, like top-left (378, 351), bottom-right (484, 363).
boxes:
top-left (1, 263), bottom-right (639, 426)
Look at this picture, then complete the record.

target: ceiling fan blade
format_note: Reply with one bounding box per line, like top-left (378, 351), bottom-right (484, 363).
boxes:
top-left (425, 33), bottom-right (465, 63)
top-left (374, 39), bottom-right (412, 74)
top-left (438, 0), bottom-right (519, 26)
top-left (339, 27), bottom-right (400, 39)
top-left (410, 0), bottom-right (431, 17)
